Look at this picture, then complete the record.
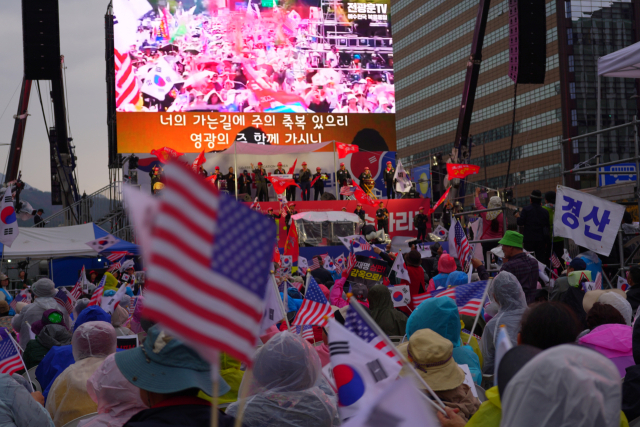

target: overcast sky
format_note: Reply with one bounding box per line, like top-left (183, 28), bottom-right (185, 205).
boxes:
top-left (0, 0), bottom-right (109, 194)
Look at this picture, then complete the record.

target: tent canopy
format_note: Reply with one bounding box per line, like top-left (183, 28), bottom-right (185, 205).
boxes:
top-left (228, 140), bottom-right (334, 155)
top-left (598, 41), bottom-right (640, 78)
top-left (0, 223), bottom-right (139, 259)
top-left (292, 211), bottom-right (360, 223)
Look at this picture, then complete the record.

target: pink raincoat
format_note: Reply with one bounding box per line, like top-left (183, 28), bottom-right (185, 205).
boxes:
top-left (579, 323), bottom-right (634, 378)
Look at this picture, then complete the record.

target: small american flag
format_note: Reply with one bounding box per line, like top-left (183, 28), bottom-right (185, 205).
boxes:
top-left (344, 305), bottom-right (401, 364)
top-left (54, 289), bottom-right (74, 315)
top-left (351, 236), bottom-right (372, 252)
top-left (107, 251), bottom-right (131, 262)
top-left (0, 328), bottom-right (24, 375)
top-left (454, 221), bottom-right (470, 261)
top-left (594, 272), bottom-right (602, 290)
top-left (143, 162), bottom-right (276, 366)
top-left (411, 280), bottom-right (489, 315)
top-left (70, 266), bottom-right (87, 300)
top-left (88, 276), bottom-right (106, 307)
top-left (108, 261), bottom-right (122, 272)
top-left (309, 254), bottom-right (329, 271)
top-left (346, 244), bottom-right (357, 276)
top-left (550, 252), bottom-right (562, 269)
top-left (292, 275), bottom-right (333, 327)
top-left (9, 290), bottom-right (30, 310)
top-left (289, 325), bottom-right (315, 341)
top-left (340, 185), bottom-right (355, 197)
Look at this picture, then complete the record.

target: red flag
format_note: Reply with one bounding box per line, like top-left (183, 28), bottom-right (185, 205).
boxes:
top-left (151, 147), bottom-right (185, 164)
top-left (284, 221), bottom-right (299, 266)
top-left (310, 175), bottom-right (321, 188)
top-left (336, 142), bottom-right (359, 159)
top-left (273, 245), bottom-right (281, 264)
top-left (428, 187), bottom-right (451, 215)
top-left (288, 159), bottom-right (298, 174)
top-left (446, 163), bottom-right (480, 179)
top-left (353, 181), bottom-right (378, 207)
top-left (206, 175), bottom-right (217, 185)
top-left (267, 176), bottom-right (300, 194)
top-left (191, 151), bottom-right (206, 172)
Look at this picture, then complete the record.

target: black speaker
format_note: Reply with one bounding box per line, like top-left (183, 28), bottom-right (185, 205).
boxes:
top-left (508, 0), bottom-right (546, 84)
top-left (22, 0), bottom-right (61, 80)
top-left (321, 192), bottom-right (336, 201)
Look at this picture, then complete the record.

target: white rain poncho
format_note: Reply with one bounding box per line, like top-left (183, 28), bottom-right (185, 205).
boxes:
top-left (46, 321), bottom-right (117, 427)
top-left (481, 271), bottom-right (528, 374)
top-left (73, 298), bottom-right (91, 319)
top-left (111, 305), bottom-right (133, 337)
top-left (12, 279), bottom-right (71, 349)
top-left (77, 354), bottom-right (147, 427)
top-left (0, 373), bottom-right (55, 427)
top-left (226, 332), bottom-right (339, 427)
top-left (500, 344), bottom-right (622, 427)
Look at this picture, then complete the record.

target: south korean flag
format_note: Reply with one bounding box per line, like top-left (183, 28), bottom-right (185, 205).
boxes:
top-left (281, 255), bottom-right (293, 275)
top-left (0, 191), bottom-right (18, 247)
top-left (391, 252), bottom-right (410, 282)
top-left (85, 234), bottom-right (119, 253)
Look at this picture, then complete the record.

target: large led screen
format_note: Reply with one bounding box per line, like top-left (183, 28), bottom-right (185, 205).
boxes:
top-left (113, 0), bottom-right (396, 152)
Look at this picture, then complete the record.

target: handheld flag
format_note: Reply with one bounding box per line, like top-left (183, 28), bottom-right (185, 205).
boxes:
top-left (448, 219), bottom-right (470, 261)
top-left (427, 187), bottom-right (451, 215)
top-left (292, 275), bottom-right (332, 327)
top-left (9, 290), bottom-right (30, 311)
top-left (551, 252), bottom-right (562, 269)
top-left (267, 176), bottom-right (300, 195)
top-left (338, 235), bottom-right (371, 252)
top-left (288, 159), bottom-right (298, 174)
top-left (446, 163), bottom-right (480, 179)
top-left (142, 162), bottom-right (276, 366)
top-left (0, 328), bottom-right (25, 375)
top-left (411, 280), bottom-right (489, 312)
top-left (431, 225), bottom-right (448, 240)
top-left (85, 234), bottom-right (119, 253)
top-left (336, 142), bottom-right (359, 159)
top-left (284, 222), bottom-right (299, 268)
top-left (594, 272), bottom-right (602, 290)
top-left (494, 324), bottom-right (513, 386)
top-left (394, 160), bottom-right (412, 193)
top-left (328, 318), bottom-right (402, 420)
top-left (54, 289), bottom-right (75, 315)
top-left (88, 275), bottom-right (107, 307)
top-left (191, 151), bottom-right (206, 173)
top-left (618, 276), bottom-right (629, 291)
top-left (260, 275), bottom-right (284, 334)
top-left (562, 249), bottom-right (573, 264)
top-left (150, 146), bottom-right (185, 164)
top-left (353, 181), bottom-right (378, 207)
top-left (101, 283), bottom-right (128, 315)
top-left (0, 191), bottom-right (18, 247)
top-left (343, 304), bottom-right (401, 364)
top-left (391, 252), bottom-right (410, 282)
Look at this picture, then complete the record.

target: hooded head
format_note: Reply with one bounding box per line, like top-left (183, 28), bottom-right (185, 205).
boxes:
top-left (488, 271), bottom-right (528, 313)
top-left (406, 298), bottom-right (461, 346)
top-left (74, 306), bottom-right (111, 332)
top-left (437, 254), bottom-right (456, 274)
top-left (32, 278), bottom-right (57, 298)
top-left (72, 320), bottom-right (117, 362)
top-left (445, 271), bottom-right (468, 288)
top-left (111, 305), bottom-right (130, 328)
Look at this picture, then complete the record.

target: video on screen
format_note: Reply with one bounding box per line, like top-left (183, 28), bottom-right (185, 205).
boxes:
top-left (114, 0), bottom-right (394, 114)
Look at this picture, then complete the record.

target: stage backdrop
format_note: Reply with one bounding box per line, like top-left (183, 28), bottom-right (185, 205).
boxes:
top-left (255, 199), bottom-right (430, 247)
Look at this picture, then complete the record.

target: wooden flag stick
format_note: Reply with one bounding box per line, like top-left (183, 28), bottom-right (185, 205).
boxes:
top-left (466, 279), bottom-right (492, 345)
top-left (233, 369), bottom-right (252, 427)
top-left (210, 361), bottom-right (220, 427)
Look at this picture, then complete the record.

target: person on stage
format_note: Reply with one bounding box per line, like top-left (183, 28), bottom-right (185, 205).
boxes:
top-left (384, 161), bottom-right (395, 199)
top-left (251, 162), bottom-right (269, 202)
top-left (376, 201), bottom-right (389, 234)
top-left (313, 167), bottom-right (325, 200)
top-left (337, 163), bottom-right (351, 200)
top-left (299, 162), bottom-right (312, 201)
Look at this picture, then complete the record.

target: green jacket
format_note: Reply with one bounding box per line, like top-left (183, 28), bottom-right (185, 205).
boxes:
top-left (543, 205), bottom-right (564, 242)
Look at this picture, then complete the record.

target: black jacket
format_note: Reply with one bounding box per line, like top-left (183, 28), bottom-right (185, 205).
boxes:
top-left (313, 173), bottom-right (325, 190)
top-left (337, 169), bottom-right (351, 185)
top-left (626, 285), bottom-right (640, 314)
top-left (384, 168), bottom-right (395, 183)
top-left (253, 169), bottom-right (267, 184)
top-left (124, 404), bottom-right (236, 427)
top-left (299, 169), bottom-right (312, 182)
top-left (354, 209), bottom-right (365, 221)
top-left (517, 203), bottom-right (550, 244)
top-left (414, 213), bottom-right (428, 229)
top-left (224, 173), bottom-right (235, 189)
top-left (311, 267), bottom-right (333, 285)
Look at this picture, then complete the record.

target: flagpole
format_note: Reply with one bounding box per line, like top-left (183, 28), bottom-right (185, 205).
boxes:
top-left (347, 298), bottom-right (447, 415)
top-left (210, 360), bottom-right (220, 427)
top-left (271, 271), bottom-right (289, 329)
top-left (233, 369), bottom-right (252, 427)
top-left (300, 272), bottom-right (311, 336)
top-left (7, 333), bottom-right (33, 392)
top-left (333, 140), bottom-right (338, 199)
top-left (466, 278), bottom-right (492, 345)
top-left (234, 141), bottom-right (239, 201)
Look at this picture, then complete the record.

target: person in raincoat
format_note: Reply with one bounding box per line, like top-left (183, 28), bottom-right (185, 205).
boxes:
top-left (77, 353), bottom-right (147, 427)
top-left (0, 373), bottom-right (55, 426)
top-left (427, 254), bottom-right (457, 292)
top-left (445, 271), bottom-right (468, 288)
top-left (480, 271), bottom-right (528, 375)
top-left (23, 310), bottom-right (72, 370)
top-left (12, 279), bottom-right (71, 350)
top-left (226, 332), bottom-right (339, 427)
top-left (406, 297), bottom-right (482, 384)
top-left (46, 321), bottom-right (117, 427)
top-left (111, 305), bottom-right (134, 337)
top-left (499, 345), bottom-right (629, 427)
top-left (219, 353), bottom-right (245, 407)
top-left (36, 306), bottom-right (112, 401)
top-left (368, 284), bottom-right (407, 337)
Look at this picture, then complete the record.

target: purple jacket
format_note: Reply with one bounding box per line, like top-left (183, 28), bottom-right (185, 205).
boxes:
top-left (579, 323), bottom-right (634, 378)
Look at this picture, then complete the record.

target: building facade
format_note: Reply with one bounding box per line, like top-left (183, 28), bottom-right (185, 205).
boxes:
top-left (391, 0), bottom-right (640, 206)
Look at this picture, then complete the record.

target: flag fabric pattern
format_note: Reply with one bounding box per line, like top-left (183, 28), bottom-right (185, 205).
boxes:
top-left (391, 253), bottom-right (410, 282)
top-left (107, 251), bottom-right (131, 262)
top-left (9, 290), bottom-right (30, 311)
top-left (191, 151), bottom-right (206, 173)
top-left (142, 162), bottom-right (276, 366)
top-left (290, 325), bottom-right (315, 341)
top-left (54, 289), bottom-right (74, 315)
top-left (594, 272), bottom-right (602, 290)
top-left (446, 163), bottom-right (480, 179)
top-left (283, 222), bottom-right (299, 267)
top-left (427, 187), bottom-right (451, 215)
top-left (394, 160), bottom-right (412, 193)
top-left (88, 275), bottom-right (107, 307)
top-left (0, 328), bottom-right (24, 375)
top-left (71, 266), bottom-right (90, 300)
top-left (328, 318), bottom-right (402, 420)
top-left (292, 276), bottom-right (332, 327)
top-left (267, 176), bottom-right (300, 195)
top-left (352, 182), bottom-right (378, 207)
top-left (551, 252), bottom-right (562, 269)
top-left (0, 192), bottom-right (18, 248)
top-left (344, 305), bottom-right (401, 364)
top-left (411, 280), bottom-right (489, 313)
top-left (86, 234), bottom-right (119, 253)
top-left (336, 142), bottom-right (359, 159)
top-left (494, 325), bottom-right (513, 386)
top-left (340, 185), bottom-right (355, 197)
top-left (449, 220), bottom-right (471, 261)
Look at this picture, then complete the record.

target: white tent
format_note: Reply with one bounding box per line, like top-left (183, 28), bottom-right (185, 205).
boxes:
top-left (292, 211), bottom-right (360, 223)
top-left (595, 43), bottom-right (640, 187)
top-left (0, 223), bottom-right (138, 259)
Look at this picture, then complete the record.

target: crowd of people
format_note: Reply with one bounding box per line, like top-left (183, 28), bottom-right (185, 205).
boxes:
top-left (120, 0), bottom-right (395, 113)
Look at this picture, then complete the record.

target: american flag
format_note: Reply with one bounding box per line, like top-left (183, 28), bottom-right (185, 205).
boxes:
top-left (107, 251), bottom-right (131, 262)
top-left (289, 325), bottom-right (315, 341)
top-left (9, 290), bottom-right (30, 311)
top-left (346, 244), bottom-right (357, 276)
top-left (352, 236), bottom-right (372, 252)
top-left (88, 276), bottom-right (106, 307)
top-left (344, 305), bottom-right (401, 364)
top-left (108, 262), bottom-right (122, 273)
top-left (594, 272), bottom-right (602, 290)
top-left (340, 185), bottom-right (355, 197)
top-left (411, 280), bottom-right (489, 315)
top-left (70, 266), bottom-right (87, 300)
top-left (54, 289), bottom-right (74, 315)
top-left (550, 252), bottom-right (562, 269)
top-left (0, 328), bottom-right (24, 375)
top-left (309, 254), bottom-right (329, 271)
top-left (143, 162), bottom-right (276, 366)
top-left (292, 275), bottom-right (333, 327)
top-left (114, 50), bottom-right (140, 108)
top-left (453, 221), bottom-right (471, 261)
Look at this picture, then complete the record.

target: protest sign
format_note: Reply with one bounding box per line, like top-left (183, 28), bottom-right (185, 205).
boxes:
top-left (117, 335), bottom-right (139, 350)
top-left (553, 186), bottom-right (626, 256)
top-left (347, 255), bottom-right (390, 288)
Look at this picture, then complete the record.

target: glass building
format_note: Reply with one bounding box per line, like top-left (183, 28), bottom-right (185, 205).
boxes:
top-left (391, 0), bottom-right (640, 205)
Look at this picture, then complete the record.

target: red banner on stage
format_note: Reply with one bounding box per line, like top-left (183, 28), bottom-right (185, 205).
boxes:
top-left (253, 199), bottom-right (431, 247)
top-left (446, 163), bottom-right (480, 179)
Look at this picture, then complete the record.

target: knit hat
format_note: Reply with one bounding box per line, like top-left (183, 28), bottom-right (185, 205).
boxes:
top-left (498, 230), bottom-right (524, 249)
top-left (437, 254), bottom-right (456, 274)
top-left (398, 329), bottom-right (465, 391)
top-left (486, 196), bottom-right (502, 221)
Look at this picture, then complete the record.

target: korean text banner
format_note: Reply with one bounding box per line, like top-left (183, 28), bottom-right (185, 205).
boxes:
top-left (553, 185), bottom-right (626, 256)
top-left (112, 0), bottom-right (395, 152)
top-left (348, 255), bottom-right (390, 288)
